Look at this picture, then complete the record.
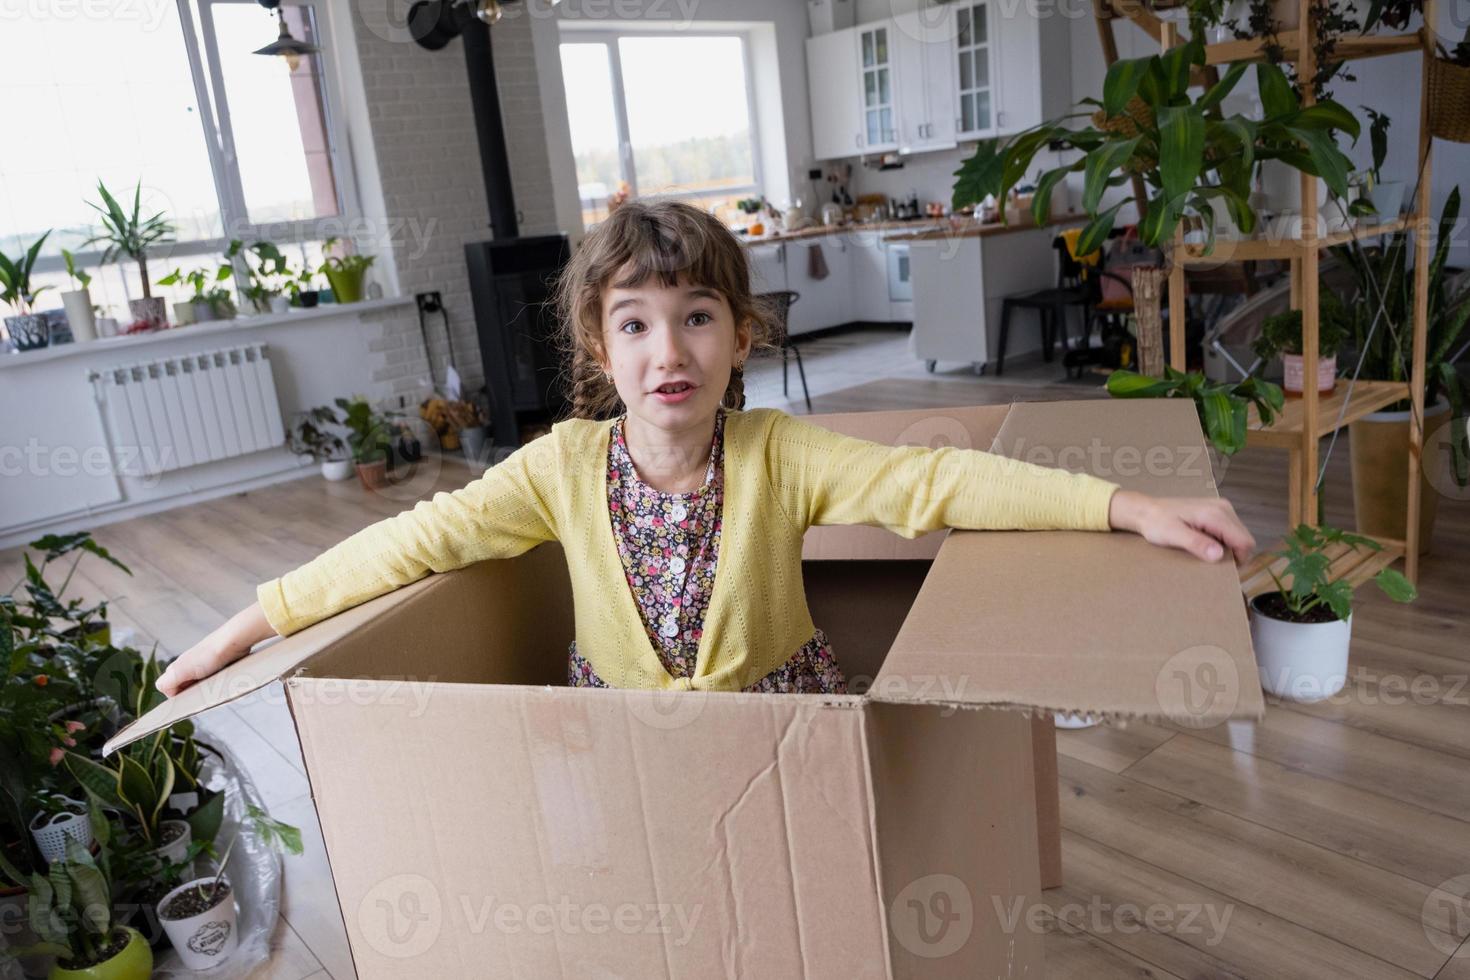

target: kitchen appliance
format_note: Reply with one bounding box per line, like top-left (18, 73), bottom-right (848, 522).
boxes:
top-left (820, 202), bottom-right (844, 226)
top-left (886, 243), bottom-right (912, 302)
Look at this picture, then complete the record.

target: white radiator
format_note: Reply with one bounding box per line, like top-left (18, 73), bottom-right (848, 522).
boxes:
top-left (88, 344), bottom-right (286, 477)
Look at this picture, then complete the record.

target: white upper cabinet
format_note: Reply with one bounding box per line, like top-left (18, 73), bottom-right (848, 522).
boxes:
top-left (893, 10), bottom-right (957, 154)
top-left (807, 27), bottom-right (861, 161)
top-left (857, 23), bottom-right (899, 153)
top-left (806, 4), bottom-right (1069, 160)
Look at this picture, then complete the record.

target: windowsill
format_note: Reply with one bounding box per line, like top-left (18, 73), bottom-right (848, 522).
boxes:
top-left (0, 295), bottom-right (415, 371)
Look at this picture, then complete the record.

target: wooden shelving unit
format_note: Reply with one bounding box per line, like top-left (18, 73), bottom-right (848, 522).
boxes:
top-left (1094, 0), bottom-right (1435, 583)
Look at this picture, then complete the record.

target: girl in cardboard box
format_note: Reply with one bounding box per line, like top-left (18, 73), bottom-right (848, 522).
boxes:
top-left (157, 201), bottom-right (1254, 699)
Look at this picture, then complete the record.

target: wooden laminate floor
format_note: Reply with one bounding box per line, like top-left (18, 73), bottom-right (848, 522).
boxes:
top-left (4, 327), bottom-right (1467, 979)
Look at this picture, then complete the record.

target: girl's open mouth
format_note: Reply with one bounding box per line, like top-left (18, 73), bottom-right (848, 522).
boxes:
top-left (651, 382), bottom-right (698, 404)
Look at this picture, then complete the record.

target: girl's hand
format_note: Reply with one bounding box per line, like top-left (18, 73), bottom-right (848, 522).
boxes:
top-left (156, 601), bottom-right (276, 699)
top-left (1108, 490), bottom-right (1255, 564)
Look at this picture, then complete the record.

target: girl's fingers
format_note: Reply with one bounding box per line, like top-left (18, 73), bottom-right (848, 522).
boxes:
top-left (1169, 523), bottom-right (1226, 562)
top-left (1189, 502), bottom-right (1255, 563)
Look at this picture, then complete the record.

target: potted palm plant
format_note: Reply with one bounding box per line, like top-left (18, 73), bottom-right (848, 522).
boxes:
top-left (1250, 524), bottom-right (1417, 701)
top-left (4, 818), bottom-right (154, 980)
top-left (81, 180), bottom-right (175, 330)
top-left (318, 237), bottom-right (376, 305)
top-left (1330, 186), bottom-right (1469, 554)
top-left (0, 231), bottom-right (55, 351)
top-left (336, 396), bottom-right (394, 489)
top-left (59, 250), bottom-right (97, 345)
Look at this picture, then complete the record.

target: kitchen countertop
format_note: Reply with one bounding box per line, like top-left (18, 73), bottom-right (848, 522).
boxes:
top-left (882, 212), bottom-right (1090, 243)
top-left (739, 218), bottom-right (948, 246)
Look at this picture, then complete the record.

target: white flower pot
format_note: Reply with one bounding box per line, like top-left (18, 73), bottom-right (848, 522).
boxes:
top-left (28, 796), bottom-right (92, 864)
top-left (1369, 180), bottom-right (1407, 221)
top-left (172, 301), bottom-right (197, 326)
top-left (157, 877), bottom-right (238, 970)
top-left (152, 818), bottom-right (193, 871)
top-left (95, 316), bottom-right (119, 338)
top-left (269, 294), bottom-right (291, 314)
top-left (1250, 594), bottom-right (1352, 702)
top-left (320, 458), bottom-right (354, 481)
top-left (61, 288), bottom-right (96, 344)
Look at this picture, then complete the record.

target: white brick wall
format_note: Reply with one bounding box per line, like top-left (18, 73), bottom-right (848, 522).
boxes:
top-left (346, 3), bottom-right (566, 406)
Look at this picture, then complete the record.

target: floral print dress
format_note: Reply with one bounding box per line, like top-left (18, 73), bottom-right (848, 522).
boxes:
top-left (568, 408), bottom-right (848, 694)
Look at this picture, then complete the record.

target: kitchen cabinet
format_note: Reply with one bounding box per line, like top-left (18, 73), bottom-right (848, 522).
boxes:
top-left (785, 237), bottom-right (853, 336)
top-left (747, 243), bottom-right (787, 295)
top-left (893, 10), bottom-right (957, 154)
top-left (806, 28), bottom-right (861, 161)
top-left (851, 235), bottom-right (892, 322)
top-left (950, 0), bottom-right (999, 140)
top-left (986, 0), bottom-right (1071, 137)
top-left (856, 23), bottom-right (898, 152)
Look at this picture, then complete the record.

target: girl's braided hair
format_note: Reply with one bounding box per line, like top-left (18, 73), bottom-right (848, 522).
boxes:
top-left (552, 199), bottom-right (776, 421)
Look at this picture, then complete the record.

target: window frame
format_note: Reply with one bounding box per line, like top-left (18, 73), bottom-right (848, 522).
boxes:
top-left (23, 0), bottom-right (360, 299)
top-left (558, 26), bottom-right (765, 213)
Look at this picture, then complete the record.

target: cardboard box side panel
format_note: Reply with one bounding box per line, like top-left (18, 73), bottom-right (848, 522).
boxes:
top-left (874, 400), bottom-right (1262, 723)
top-left (866, 705), bottom-right (1044, 978)
top-left (291, 680), bottom-right (887, 978)
top-left (801, 560), bottom-right (931, 688)
top-left (1032, 718), bottom-right (1062, 890)
top-left (800, 405), bottom-right (1010, 561)
top-left (301, 544), bottom-right (573, 688)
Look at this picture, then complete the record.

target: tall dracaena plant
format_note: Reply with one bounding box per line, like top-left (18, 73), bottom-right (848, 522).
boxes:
top-left (953, 40), bottom-right (1363, 257)
top-left (82, 179), bottom-right (176, 301)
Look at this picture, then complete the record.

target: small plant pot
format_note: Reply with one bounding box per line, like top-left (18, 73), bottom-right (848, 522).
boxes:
top-left (458, 425), bottom-right (489, 468)
top-left (295, 290), bottom-right (320, 308)
top-left (48, 925), bottom-right (153, 980)
top-left (127, 298), bottom-right (167, 330)
top-left (1368, 180), bottom-right (1407, 221)
top-left (269, 294), bottom-right (291, 314)
top-left (321, 457), bottom-right (354, 481)
top-left (151, 819), bottom-right (193, 873)
top-left (61, 288), bottom-right (97, 344)
top-left (5, 313), bottom-right (50, 350)
top-left (95, 316), bottom-right (119, 338)
top-left (171, 300), bottom-right (197, 326)
top-left (1250, 593), bottom-right (1352, 702)
top-left (210, 297), bottom-right (237, 321)
top-left (1281, 353), bottom-right (1336, 394)
top-left (355, 457), bottom-right (388, 490)
top-left (322, 266), bottom-right (368, 304)
top-left (29, 795), bottom-right (93, 864)
top-left (157, 878), bottom-right (238, 970)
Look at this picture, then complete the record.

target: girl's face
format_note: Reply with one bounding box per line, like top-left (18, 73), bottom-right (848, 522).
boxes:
top-left (597, 272), bottom-right (752, 430)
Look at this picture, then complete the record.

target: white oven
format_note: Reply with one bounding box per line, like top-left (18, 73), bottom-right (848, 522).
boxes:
top-left (886, 242), bottom-right (912, 301)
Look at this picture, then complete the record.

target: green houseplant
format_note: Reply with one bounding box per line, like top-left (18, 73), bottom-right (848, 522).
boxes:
top-left (336, 396), bottom-right (393, 489)
top-left (287, 406), bottom-right (353, 481)
top-left (1, 231), bottom-right (55, 351)
top-left (3, 815), bottom-right (154, 980)
top-left (1330, 185), bottom-right (1469, 552)
top-left (233, 240), bottom-right (293, 314)
top-left (1251, 290), bottom-right (1351, 394)
top-left (952, 42), bottom-right (1363, 258)
top-left (1355, 107), bottom-right (1406, 220)
top-left (1250, 523), bottom-right (1417, 701)
top-left (157, 266), bottom-right (232, 326)
top-left (58, 249), bottom-right (98, 345)
top-left (1105, 366), bottom-right (1285, 457)
top-left (82, 180), bottom-right (175, 329)
top-left (318, 237), bottom-right (375, 305)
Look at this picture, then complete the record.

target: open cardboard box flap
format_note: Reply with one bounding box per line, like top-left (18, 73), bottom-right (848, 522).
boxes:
top-left (107, 397), bottom-right (1260, 758)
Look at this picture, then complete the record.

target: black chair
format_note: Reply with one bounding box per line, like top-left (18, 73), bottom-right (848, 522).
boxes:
top-left (756, 290), bottom-right (811, 413)
top-left (995, 237), bottom-right (1095, 375)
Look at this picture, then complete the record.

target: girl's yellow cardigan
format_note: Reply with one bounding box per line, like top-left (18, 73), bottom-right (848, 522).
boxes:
top-left (257, 408), bottom-right (1120, 691)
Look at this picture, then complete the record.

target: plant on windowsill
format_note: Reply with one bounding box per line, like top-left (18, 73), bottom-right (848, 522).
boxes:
top-left (1249, 523), bottom-right (1416, 701)
top-left (232, 240), bottom-right (293, 315)
top-left (0, 231), bottom-right (54, 351)
top-left (287, 265), bottom-right (322, 308)
top-left (59, 248), bottom-right (99, 345)
top-left (82, 179), bottom-right (176, 330)
top-left (318, 237), bottom-right (376, 305)
top-left (336, 396), bottom-right (394, 490)
top-left (157, 266), bottom-right (231, 327)
top-left (287, 406), bottom-right (354, 481)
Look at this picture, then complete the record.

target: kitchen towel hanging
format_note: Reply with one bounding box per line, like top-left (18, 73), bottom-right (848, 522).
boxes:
top-left (807, 243), bottom-right (829, 281)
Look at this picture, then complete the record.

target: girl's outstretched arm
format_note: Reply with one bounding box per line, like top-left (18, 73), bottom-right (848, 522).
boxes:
top-left (157, 431), bottom-right (565, 698)
top-left (764, 412), bottom-right (1254, 564)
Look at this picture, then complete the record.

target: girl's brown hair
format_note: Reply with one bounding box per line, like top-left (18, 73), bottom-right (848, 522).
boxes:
top-left (552, 199), bottom-right (775, 420)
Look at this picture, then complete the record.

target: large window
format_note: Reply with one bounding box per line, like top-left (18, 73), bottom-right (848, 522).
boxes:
top-left (559, 31), bottom-right (760, 228)
top-left (0, 0), bottom-right (354, 320)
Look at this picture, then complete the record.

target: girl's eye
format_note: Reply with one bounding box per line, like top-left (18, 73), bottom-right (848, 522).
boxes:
top-left (619, 320), bottom-right (645, 335)
top-left (688, 311), bottom-right (712, 326)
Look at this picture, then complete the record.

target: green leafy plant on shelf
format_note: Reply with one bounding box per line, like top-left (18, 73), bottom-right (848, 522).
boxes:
top-left (0, 231), bottom-right (54, 316)
top-left (1252, 291), bottom-right (1352, 362)
top-left (1106, 366), bottom-right (1286, 456)
top-left (1264, 523), bottom-right (1417, 621)
top-left (318, 237), bottom-right (376, 304)
top-left (953, 41), bottom-right (1364, 256)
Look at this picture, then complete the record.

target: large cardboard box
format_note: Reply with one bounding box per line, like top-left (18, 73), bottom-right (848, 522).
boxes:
top-left (108, 400), bottom-right (1261, 978)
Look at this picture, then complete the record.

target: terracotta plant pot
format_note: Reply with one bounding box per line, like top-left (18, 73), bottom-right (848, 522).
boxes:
top-left (356, 458), bottom-right (388, 490)
top-left (1250, 594), bottom-right (1351, 703)
top-left (1349, 401), bottom-right (1449, 556)
top-left (1281, 353), bottom-right (1337, 394)
top-left (47, 926), bottom-right (153, 980)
